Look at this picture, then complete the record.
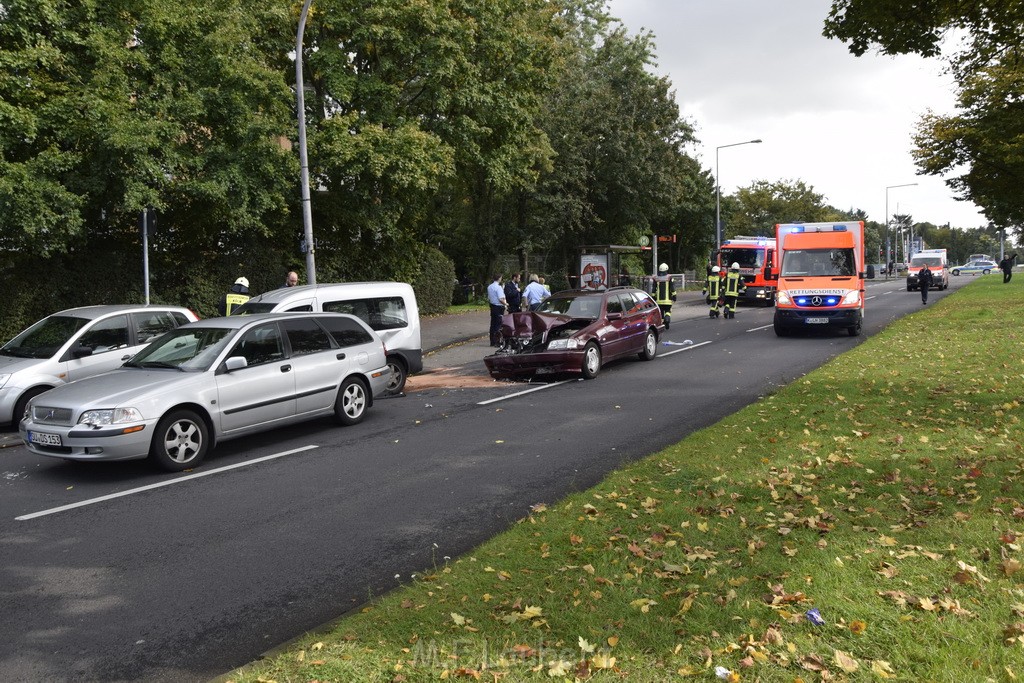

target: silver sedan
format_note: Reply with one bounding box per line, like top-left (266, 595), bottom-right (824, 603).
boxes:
top-left (19, 313), bottom-right (391, 471)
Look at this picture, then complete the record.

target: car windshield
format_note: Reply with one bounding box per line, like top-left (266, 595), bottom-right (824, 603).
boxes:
top-left (910, 257), bottom-right (943, 268)
top-left (781, 248), bottom-right (856, 277)
top-left (720, 248), bottom-right (765, 269)
top-left (0, 315), bottom-right (90, 359)
top-left (538, 294), bottom-right (604, 319)
top-left (124, 327), bottom-right (234, 372)
top-left (230, 301), bottom-right (277, 315)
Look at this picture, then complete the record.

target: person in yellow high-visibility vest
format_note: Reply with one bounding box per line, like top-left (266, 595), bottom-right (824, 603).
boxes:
top-left (702, 265), bottom-right (723, 318)
top-left (219, 276), bottom-right (251, 316)
top-left (722, 263), bottom-right (746, 319)
top-left (653, 263), bottom-right (676, 329)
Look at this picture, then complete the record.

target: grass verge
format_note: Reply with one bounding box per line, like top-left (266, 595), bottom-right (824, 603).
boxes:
top-left (230, 276), bottom-right (1024, 682)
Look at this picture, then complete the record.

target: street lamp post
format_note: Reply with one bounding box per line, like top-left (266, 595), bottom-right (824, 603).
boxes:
top-left (296, 0), bottom-right (317, 285)
top-left (715, 139), bottom-right (762, 252)
top-left (884, 183), bottom-right (917, 275)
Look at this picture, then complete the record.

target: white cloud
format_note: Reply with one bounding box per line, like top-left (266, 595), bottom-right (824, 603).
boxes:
top-left (606, 0), bottom-right (989, 228)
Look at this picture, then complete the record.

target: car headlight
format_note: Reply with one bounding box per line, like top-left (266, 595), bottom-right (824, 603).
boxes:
top-left (79, 408), bottom-right (144, 425)
top-left (776, 291), bottom-right (792, 305)
top-left (842, 290), bottom-right (861, 305)
top-left (0, 373), bottom-right (10, 389)
top-left (547, 338), bottom-right (584, 351)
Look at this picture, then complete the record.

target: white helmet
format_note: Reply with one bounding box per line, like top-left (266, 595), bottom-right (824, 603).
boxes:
top-left (730, 262), bottom-right (740, 270)
top-left (658, 263), bottom-right (669, 273)
top-left (235, 277), bottom-right (249, 288)
top-left (711, 266), bottom-right (721, 273)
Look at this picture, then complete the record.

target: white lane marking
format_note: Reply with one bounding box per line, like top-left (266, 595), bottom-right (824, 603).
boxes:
top-left (478, 340), bottom-right (714, 405)
top-left (477, 379), bottom-right (573, 405)
top-left (661, 340), bottom-right (712, 357)
top-left (746, 324), bottom-right (773, 332)
top-left (16, 445), bottom-right (319, 521)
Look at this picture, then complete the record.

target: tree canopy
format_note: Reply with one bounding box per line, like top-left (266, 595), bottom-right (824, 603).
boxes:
top-left (824, 0), bottom-right (1024, 233)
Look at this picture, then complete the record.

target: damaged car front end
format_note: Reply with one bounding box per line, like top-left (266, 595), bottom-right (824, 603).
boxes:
top-left (483, 288), bottom-right (663, 381)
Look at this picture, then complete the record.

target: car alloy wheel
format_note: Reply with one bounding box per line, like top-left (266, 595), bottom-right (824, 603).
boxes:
top-left (386, 358), bottom-right (407, 395)
top-left (638, 329), bottom-right (657, 361)
top-left (335, 376), bottom-right (368, 425)
top-left (581, 342), bottom-right (602, 379)
top-left (150, 410), bottom-right (208, 472)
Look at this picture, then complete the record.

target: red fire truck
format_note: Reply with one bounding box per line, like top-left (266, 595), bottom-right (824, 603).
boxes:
top-left (712, 236), bottom-right (778, 306)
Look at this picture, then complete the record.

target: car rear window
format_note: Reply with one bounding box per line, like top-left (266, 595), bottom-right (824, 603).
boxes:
top-left (131, 311), bottom-right (181, 344)
top-left (322, 296), bottom-right (408, 331)
top-left (280, 318), bottom-right (333, 356)
top-left (318, 316), bottom-right (374, 348)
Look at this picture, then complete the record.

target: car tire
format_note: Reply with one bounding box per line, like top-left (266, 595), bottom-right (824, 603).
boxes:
top-left (335, 376), bottom-right (369, 425)
top-left (773, 323), bottom-right (790, 337)
top-left (638, 329), bottom-right (657, 361)
top-left (952, 269), bottom-right (960, 276)
top-left (385, 357), bottom-right (407, 395)
top-left (581, 342), bottom-right (602, 379)
top-left (12, 387), bottom-right (49, 429)
top-left (983, 269), bottom-right (991, 275)
top-left (150, 409), bottom-right (208, 472)
top-left (848, 316), bottom-right (862, 337)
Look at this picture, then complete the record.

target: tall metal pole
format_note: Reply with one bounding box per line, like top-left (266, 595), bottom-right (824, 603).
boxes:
top-left (296, 0), bottom-right (317, 285)
top-left (715, 139), bottom-right (762, 251)
top-left (885, 183), bottom-right (917, 275)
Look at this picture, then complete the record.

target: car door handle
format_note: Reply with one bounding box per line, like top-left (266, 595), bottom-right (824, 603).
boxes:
top-left (120, 354), bottom-right (132, 361)
top-left (280, 364), bottom-right (291, 372)
top-left (336, 353), bottom-right (346, 360)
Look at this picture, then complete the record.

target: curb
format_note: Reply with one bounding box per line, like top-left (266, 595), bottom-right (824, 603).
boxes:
top-left (0, 433), bottom-right (21, 449)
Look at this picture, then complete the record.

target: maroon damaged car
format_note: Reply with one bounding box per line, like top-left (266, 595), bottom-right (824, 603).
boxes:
top-left (484, 287), bottom-right (664, 380)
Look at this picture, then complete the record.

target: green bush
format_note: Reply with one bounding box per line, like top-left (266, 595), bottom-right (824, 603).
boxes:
top-left (412, 245), bottom-right (455, 315)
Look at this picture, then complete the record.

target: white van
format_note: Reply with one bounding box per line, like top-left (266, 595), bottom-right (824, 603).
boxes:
top-left (233, 282), bottom-right (421, 394)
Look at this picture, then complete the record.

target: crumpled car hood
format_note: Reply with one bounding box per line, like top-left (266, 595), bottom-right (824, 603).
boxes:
top-left (499, 311), bottom-right (577, 338)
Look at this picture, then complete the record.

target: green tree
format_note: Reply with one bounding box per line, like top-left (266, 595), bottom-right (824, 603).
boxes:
top-left (823, 1), bottom-right (1024, 234)
top-left (722, 179), bottom-right (842, 238)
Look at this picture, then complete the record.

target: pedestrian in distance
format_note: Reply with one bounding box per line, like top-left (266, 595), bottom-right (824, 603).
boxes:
top-left (918, 264), bottom-right (934, 304)
top-left (504, 272), bottom-right (523, 313)
top-left (652, 263), bottom-right (676, 329)
top-left (523, 274), bottom-right (547, 311)
top-left (722, 262), bottom-right (746, 319)
top-left (1000, 253), bottom-right (1017, 283)
top-left (487, 274), bottom-right (507, 347)
top-left (282, 271), bottom-right (299, 288)
top-left (218, 277), bottom-right (251, 316)
top-left (703, 265), bottom-right (723, 318)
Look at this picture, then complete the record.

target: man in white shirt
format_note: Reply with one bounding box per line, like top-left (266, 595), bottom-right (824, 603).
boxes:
top-left (487, 274), bottom-right (507, 347)
top-left (523, 274), bottom-right (547, 311)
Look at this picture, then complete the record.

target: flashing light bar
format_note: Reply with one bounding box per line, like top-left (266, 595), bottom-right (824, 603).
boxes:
top-left (778, 224), bottom-right (848, 234)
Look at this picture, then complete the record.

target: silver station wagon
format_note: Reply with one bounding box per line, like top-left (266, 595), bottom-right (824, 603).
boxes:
top-left (19, 313), bottom-right (391, 471)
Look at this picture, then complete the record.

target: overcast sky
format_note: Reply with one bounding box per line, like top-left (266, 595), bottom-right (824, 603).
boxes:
top-left (605, 0), bottom-right (989, 229)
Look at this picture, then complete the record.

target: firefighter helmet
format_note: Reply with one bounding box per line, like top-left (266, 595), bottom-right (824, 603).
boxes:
top-left (658, 263), bottom-right (669, 273)
top-left (711, 266), bottom-right (721, 273)
top-left (234, 277), bottom-right (250, 288)
top-left (730, 262), bottom-right (740, 270)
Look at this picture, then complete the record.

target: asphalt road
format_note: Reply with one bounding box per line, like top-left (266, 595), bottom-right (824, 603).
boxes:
top-left (0, 275), bottom-right (965, 681)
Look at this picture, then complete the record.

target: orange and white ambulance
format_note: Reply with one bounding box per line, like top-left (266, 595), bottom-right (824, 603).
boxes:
top-left (770, 221), bottom-right (865, 337)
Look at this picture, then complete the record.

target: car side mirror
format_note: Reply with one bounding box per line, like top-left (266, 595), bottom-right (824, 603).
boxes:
top-left (223, 356), bottom-right (248, 372)
top-left (71, 345), bottom-right (94, 359)
top-left (606, 312), bottom-right (622, 320)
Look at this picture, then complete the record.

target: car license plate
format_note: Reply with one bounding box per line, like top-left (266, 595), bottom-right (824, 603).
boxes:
top-left (805, 317), bottom-right (829, 324)
top-left (28, 431), bottom-right (62, 447)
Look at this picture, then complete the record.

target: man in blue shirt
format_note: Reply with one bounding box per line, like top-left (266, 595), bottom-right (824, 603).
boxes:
top-left (487, 274), bottom-right (507, 347)
top-left (523, 274), bottom-right (547, 310)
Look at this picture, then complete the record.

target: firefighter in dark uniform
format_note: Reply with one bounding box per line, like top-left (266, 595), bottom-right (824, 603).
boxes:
top-left (703, 265), bottom-right (723, 318)
top-left (918, 264), bottom-right (933, 304)
top-left (722, 262), bottom-right (746, 319)
top-left (219, 277), bottom-right (251, 316)
top-left (653, 263), bottom-right (676, 329)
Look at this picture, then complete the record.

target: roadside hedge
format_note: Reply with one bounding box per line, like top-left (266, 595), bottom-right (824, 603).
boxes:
top-left (412, 245), bottom-right (455, 316)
